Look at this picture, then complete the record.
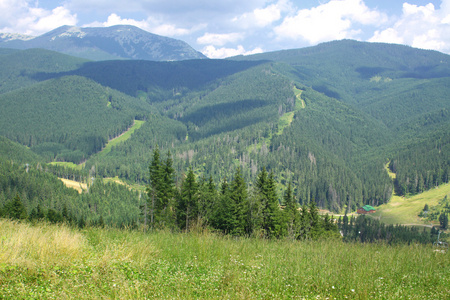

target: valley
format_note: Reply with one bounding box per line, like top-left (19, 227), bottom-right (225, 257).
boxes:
top-left (0, 33), bottom-right (449, 236)
top-left (1, 25), bottom-right (450, 299)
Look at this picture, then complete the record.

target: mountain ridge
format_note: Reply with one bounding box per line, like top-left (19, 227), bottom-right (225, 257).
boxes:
top-left (0, 39), bottom-right (449, 214)
top-left (0, 25), bottom-right (207, 61)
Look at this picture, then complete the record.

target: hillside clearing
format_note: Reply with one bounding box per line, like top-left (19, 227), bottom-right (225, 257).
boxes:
top-left (277, 87), bottom-right (305, 136)
top-left (59, 178), bottom-right (87, 194)
top-left (103, 176), bottom-right (146, 193)
top-left (49, 161), bottom-right (84, 170)
top-left (370, 183), bottom-right (450, 226)
top-left (98, 120), bottom-right (145, 157)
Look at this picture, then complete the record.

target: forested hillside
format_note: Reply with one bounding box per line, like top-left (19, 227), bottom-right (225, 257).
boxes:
top-left (0, 40), bottom-right (449, 219)
top-left (0, 75), bottom-right (153, 163)
top-left (0, 48), bottom-right (87, 94)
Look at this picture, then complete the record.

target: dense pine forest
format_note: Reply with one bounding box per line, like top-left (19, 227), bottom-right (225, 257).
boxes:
top-left (1, 40), bottom-right (450, 242)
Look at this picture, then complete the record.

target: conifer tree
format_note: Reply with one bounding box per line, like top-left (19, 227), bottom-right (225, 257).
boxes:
top-left (197, 175), bottom-right (216, 223)
top-left (299, 203), bottom-right (311, 239)
top-left (159, 150), bottom-right (176, 227)
top-left (177, 167), bottom-right (198, 230)
top-left (230, 167), bottom-right (248, 235)
top-left (309, 199), bottom-right (322, 239)
top-left (4, 194), bottom-right (27, 220)
top-left (284, 182), bottom-right (300, 238)
top-left (256, 168), bottom-right (282, 237)
top-left (439, 212), bottom-right (448, 229)
top-left (161, 151), bottom-right (176, 207)
top-left (211, 177), bottom-right (233, 233)
top-left (147, 147), bottom-right (163, 226)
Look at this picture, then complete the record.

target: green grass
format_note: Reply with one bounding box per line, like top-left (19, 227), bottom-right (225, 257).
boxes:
top-left (99, 120), bottom-right (145, 157)
top-left (368, 162), bottom-right (450, 228)
top-left (370, 183), bottom-right (450, 226)
top-left (49, 161), bottom-right (84, 171)
top-left (293, 86), bottom-right (306, 109)
top-left (0, 219), bottom-right (448, 299)
top-left (276, 87), bottom-right (305, 136)
top-left (48, 120), bottom-right (145, 168)
top-left (103, 176), bottom-right (146, 193)
top-left (248, 87), bottom-right (306, 152)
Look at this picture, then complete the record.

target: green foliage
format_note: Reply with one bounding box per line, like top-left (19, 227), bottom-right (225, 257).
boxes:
top-left (177, 166), bottom-right (199, 230)
top-left (2, 194), bottom-right (28, 220)
top-left (439, 212), bottom-right (449, 229)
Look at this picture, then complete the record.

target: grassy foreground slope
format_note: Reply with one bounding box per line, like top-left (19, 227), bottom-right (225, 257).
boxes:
top-left (0, 219), bottom-right (448, 299)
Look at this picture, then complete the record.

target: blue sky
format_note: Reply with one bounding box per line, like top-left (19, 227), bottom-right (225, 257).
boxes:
top-left (1, 0), bottom-right (449, 58)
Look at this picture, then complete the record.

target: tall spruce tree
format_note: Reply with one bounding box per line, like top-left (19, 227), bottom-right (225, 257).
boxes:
top-left (230, 167), bottom-right (248, 235)
top-left (299, 204), bottom-right (311, 239)
top-left (256, 168), bottom-right (282, 237)
top-left (309, 199), bottom-right (323, 239)
top-left (177, 166), bottom-right (198, 231)
top-left (211, 177), bottom-right (234, 233)
top-left (284, 182), bottom-right (300, 238)
top-left (197, 175), bottom-right (216, 223)
top-left (147, 147), bottom-right (163, 226)
top-left (160, 150), bottom-right (176, 228)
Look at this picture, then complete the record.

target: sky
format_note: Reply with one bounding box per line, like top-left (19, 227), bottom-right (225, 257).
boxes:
top-left (1, 0), bottom-right (449, 58)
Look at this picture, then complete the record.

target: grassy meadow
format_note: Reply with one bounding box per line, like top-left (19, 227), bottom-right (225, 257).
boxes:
top-left (59, 178), bottom-right (87, 194)
top-left (370, 164), bottom-right (450, 227)
top-left (0, 219), bottom-right (448, 299)
top-left (371, 183), bottom-right (450, 226)
top-left (99, 120), bottom-right (145, 157)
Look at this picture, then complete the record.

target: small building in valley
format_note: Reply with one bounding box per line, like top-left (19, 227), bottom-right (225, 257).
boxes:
top-left (357, 205), bottom-right (376, 214)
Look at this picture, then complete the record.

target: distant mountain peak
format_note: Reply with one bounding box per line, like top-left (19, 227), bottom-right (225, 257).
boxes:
top-left (49, 26), bottom-right (87, 40)
top-left (0, 25), bottom-right (206, 61)
top-left (0, 32), bottom-right (34, 42)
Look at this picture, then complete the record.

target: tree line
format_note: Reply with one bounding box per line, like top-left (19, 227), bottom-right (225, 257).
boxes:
top-left (338, 214), bottom-right (443, 245)
top-left (143, 147), bottom-right (339, 239)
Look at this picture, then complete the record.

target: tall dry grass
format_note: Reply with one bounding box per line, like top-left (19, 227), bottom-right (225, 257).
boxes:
top-left (0, 219), bottom-right (448, 299)
top-left (0, 219), bottom-right (87, 268)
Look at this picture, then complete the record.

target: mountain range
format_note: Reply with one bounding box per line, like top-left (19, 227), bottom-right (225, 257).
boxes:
top-left (0, 25), bottom-right (206, 61)
top-left (0, 26), bottom-right (449, 217)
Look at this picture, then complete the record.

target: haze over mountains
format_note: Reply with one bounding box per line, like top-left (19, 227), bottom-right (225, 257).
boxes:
top-left (0, 25), bottom-right (449, 216)
top-left (0, 25), bottom-right (206, 61)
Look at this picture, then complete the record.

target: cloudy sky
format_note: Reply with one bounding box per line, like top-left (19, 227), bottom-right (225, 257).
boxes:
top-left (1, 0), bottom-right (449, 58)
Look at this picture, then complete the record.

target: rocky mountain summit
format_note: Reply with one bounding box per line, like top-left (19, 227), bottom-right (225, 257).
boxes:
top-left (0, 25), bottom-right (206, 61)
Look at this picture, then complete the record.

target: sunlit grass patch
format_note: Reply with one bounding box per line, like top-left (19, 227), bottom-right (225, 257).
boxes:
top-left (99, 120), bottom-right (145, 157)
top-left (59, 177), bottom-right (87, 193)
top-left (0, 220), bottom-right (88, 268)
top-left (49, 161), bottom-right (84, 170)
top-left (371, 183), bottom-right (450, 226)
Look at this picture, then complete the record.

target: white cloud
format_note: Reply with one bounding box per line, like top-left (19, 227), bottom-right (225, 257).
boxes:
top-left (233, 0), bottom-right (290, 28)
top-left (197, 32), bottom-right (243, 46)
top-left (274, 0), bottom-right (387, 45)
top-left (201, 45), bottom-right (263, 59)
top-left (0, 0), bottom-right (77, 35)
top-left (369, 2), bottom-right (450, 53)
top-left (87, 13), bottom-right (150, 29)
